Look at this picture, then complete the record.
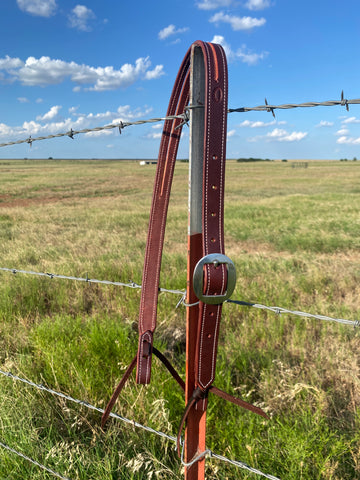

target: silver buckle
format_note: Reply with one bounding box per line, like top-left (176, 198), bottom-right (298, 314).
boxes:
top-left (193, 253), bottom-right (236, 305)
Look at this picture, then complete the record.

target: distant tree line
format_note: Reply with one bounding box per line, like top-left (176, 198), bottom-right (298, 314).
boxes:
top-left (236, 157), bottom-right (273, 163)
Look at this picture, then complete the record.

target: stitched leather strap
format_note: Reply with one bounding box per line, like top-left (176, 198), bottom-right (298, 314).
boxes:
top-left (136, 41), bottom-right (228, 390)
top-left (136, 47), bottom-right (191, 384)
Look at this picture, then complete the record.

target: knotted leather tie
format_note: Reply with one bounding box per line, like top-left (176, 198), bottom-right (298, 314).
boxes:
top-left (101, 40), bottom-right (267, 447)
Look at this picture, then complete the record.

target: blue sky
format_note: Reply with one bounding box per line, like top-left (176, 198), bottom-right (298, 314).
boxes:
top-left (1, 0), bottom-right (360, 160)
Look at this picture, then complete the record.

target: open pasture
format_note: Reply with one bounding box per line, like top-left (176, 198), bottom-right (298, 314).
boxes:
top-left (0, 159), bottom-right (360, 479)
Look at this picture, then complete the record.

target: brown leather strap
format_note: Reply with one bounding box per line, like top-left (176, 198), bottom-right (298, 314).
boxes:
top-left (101, 347), bottom-right (185, 427)
top-left (209, 386), bottom-right (269, 419)
top-left (101, 354), bottom-right (137, 428)
top-left (177, 387), bottom-right (207, 455)
top-left (136, 49), bottom-right (191, 384)
top-left (136, 41), bottom-right (228, 390)
top-left (176, 385), bottom-right (268, 458)
top-left (194, 42), bottom-right (228, 394)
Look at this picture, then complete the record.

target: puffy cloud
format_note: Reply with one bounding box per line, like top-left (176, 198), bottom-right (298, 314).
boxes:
top-left (211, 36), bottom-right (268, 65)
top-left (158, 24), bottom-right (189, 40)
top-left (248, 128), bottom-right (308, 143)
top-left (145, 65), bottom-right (165, 80)
top-left (210, 11), bottom-right (266, 30)
top-left (278, 131), bottom-right (308, 142)
top-left (337, 135), bottom-right (360, 145)
top-left (244, 0), bottom-right (272, 10)
top-left (0, 105), bottom-right (154, 141)
top-left (36, 105), bottom-right (62, 121)
top-left (0, 55), bottom-right (23, 70)
top-left (17, 0), bottom-right (57, 17)
top-left (196, 0), bottom-right (234, 9)
top-left (267, 128), bottom-right (287, 138)
top-left (342, 116), bottom-right (360, 124)
top-left (0, 55), bottom-right (164, 91)
top-left (239, 119), bottom-right (276, 128)
top-left (227, 129), bottom-right (236, 138)
top-left (335, 128), bottom-right (349, 136)
top-left (18, 97), bottom-right (29, 103)
top-left (68, 5), bottom-right (96, 32)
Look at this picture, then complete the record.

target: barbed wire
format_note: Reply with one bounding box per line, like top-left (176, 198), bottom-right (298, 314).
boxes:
top-left (228, 91), bottom-right (359, 116)
top-left (227, 300), bottom-right (360, 328)
top-left (0, 112), bottom-right (187, 149)
top-left (0, 267), bottom-right (184, 296)
top-left (1, 266), bottom-right (359, 328)
top-left (0, 369), bottom-right (280, 480)
top-left (0, 440), bottom-right (72, 480)
top-left (0, 92), bottom-right (359, 149)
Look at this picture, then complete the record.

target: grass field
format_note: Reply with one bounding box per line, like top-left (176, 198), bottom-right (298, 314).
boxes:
top-left (0, 159), bottom-right (360, 479)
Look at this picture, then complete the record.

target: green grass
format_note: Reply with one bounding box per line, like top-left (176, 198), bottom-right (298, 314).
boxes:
top-left (0, 159), bottom-right (360, 479)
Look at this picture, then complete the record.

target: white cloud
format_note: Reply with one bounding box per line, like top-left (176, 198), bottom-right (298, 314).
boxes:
top-left (158, 24), bottom-right (189, 40)
top-left (278, 131), bottom-right (308, 142)
top-left (316, 120), bottom-right (334, 127)
top-left (236, 46), bottom-right (268, 65)
top-left (69, 106), bottom-right (79, 115)
top-left (227, 129), bottom-right (236, 138)
top-left (248, 128), bottom-right (308, 143)
top-left (145, 65), bottom-right (165, 80)
top-left (210, 11), bottom-right (266, 30)
top-left (196, 0), bottom-right (234, 9)
top-left (0, 105), bottom-right (154, 141)
top-left (267, 128), bottom-right (287, 138)
top-left (36, 105), bottom-right (62, 121)
top-left (342, 116), bottom-right (360, 124)
top-left (0, 55), bottom-right (164, 91)
top-left (68, 5), bottom-right (96, 32)
top-left (239, 119), bottom-right (276, 128)
top-left (211, 36), bottom-right (268, 65)
top-left (337, 135), bottom-right (360, 145)
top-left (335, 128), bottom-right (349, 136)
top-left (244, 0), bottom-right (272, 10)
top-left (17, 97), bottom-right (29, 103)
top-left (0, 55), bottom-right (23, 70)
top-left (145, 131), bottom-right (162, 140)
top-left (17, 0), bottom-right (57, 17)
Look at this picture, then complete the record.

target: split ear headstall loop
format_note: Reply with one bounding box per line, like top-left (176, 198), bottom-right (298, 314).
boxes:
top-left (101, 40), bottom-right (267, 445)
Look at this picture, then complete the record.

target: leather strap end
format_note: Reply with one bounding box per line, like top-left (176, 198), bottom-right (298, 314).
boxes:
top-left (136, 331), bottom-right (153, 384)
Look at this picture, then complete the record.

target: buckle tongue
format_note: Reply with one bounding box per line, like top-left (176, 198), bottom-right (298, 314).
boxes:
top-left (193, 253), bottom-right (236, 305)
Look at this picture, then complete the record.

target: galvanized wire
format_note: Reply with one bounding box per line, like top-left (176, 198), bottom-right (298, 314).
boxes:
top-left (0, 267), bottom-right (184, 296)
top-left (0, 92), bottom-right (359, 149)
top-left (0, 113), bottom-right (187, 148)
top-left (1, 266), bottom-right (358, 327)
top-left (0, 440), bottom-right (72, 480)
top-left (0, 369), bottom-right (280, 479)
top-left (227, 299), bottom-right (360, 327)
top-left (228, 92), bottom-right (359, 116)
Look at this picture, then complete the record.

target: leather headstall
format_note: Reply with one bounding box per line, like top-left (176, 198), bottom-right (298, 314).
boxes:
top-left (101, 41), bottom-right (268, 446)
